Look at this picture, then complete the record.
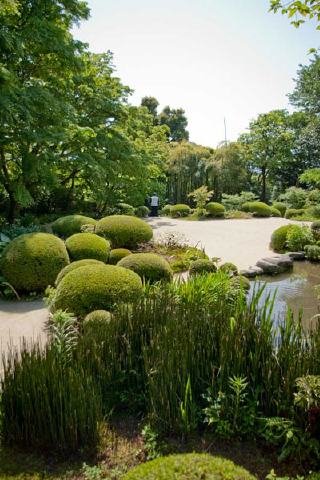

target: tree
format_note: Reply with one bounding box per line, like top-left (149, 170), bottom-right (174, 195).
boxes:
top-left (269, 0), bottom-right (320, 29)
top-left (290, 54), bottom-right (320, 114)
top-left (141, 96), bottom-right (159, 121)
top-left (159, 106), bottom-right (189, 142)
top-left (300, 168), bottom-right (320, 188)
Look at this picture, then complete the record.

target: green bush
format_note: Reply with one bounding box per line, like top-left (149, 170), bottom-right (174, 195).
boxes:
top-left (304, 244), bottom-right (320, 262)
top-left (1, 233), bottom-right (69, 292)
top-left (311, 220), bottom-right (320, 240)
top-left (219, 262), bottom-right (238, 275)
top-left (286, 225), bottom-right (314, 251)
top-left (170, 204), bottom-right (191, 218)
top-left (65, 233), bottom-right (110, 262)
top-left (118, 253), bottom-right (173, 283)
top-left (108, 248), bottom-right (132, 265)
top-left (270, 206), bottom-right (281, 217)
top-left (123, 454), bottom-right (256, 480)
top-left (116, 203), bottom-right (135, 216)
top-left (270, 225), bottom-right (296, 252)
top-left (51, 264), bottom-right (143, 317)
top-left (272, 202), bottom-right (287, 217)
top-left (51, 215), bottom-right (97, 237)
top-left (241, 201), bottom-right (271, 217)
top-left (161, 204), bottom-right (172, 216)
top-left (189, 259), bottom-right (217, 276)
top-left (95, 215), bottom-right (153, 248)
top-left (55, 259), bottom-right (104, 286)
top-left (285, 208), bottom-right (306, 219)
top-left (205, 202), bottom-right (225, 217)
top-left (231, 275), bottom-right (251, 291)
top-left (279, 186), bottom-right (307, 209)
top-left (84, 310), bottom-right (111, 324)
top-left (135, 205), bottom-right (150, 218)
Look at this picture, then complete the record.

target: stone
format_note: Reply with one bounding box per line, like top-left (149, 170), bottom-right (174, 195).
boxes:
top-left (256, 259), bottom-right (281, 275)
top-left (288, 251), bottom-right (306, 261)
top-left (240, 266), bottom-right (264, 278)
top-left (256, 254), bottom-right (293, 275)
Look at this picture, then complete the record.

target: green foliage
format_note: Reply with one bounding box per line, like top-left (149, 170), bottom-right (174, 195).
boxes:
top-left (95, 215), bottom-right (153, 248)
top-left (189, 259), bottom-right (217, 276)
top-left (65, 233), bottom-right (110, 262)
top-left (0, 223), bottom-right (41, 240)
top-left (270, 206), bottom-right (282, 217)
top-left (118, 253), bottom-right (173, 283)
top-left (304, 244), bottom-right (320, 261)
top-left (158, 106), bottom-right (189, 142)
top-left (188, 185), bottom-right (213, 210)
top-left (123, 454), bottom-right (256, 480)
top-left (169, 204), bottom-right (191, 218)
top-left (108, 248), bottom-right (132, 265)
top-left (219, 262), bottom-right (239, 275)
top-left (286, 225), bottom-right (314, 251)
top-left (222, 192), bottom-right (258, 211)
top-left (272, 202), bottom-right (287, 217)
top-left (285, 208), bottom-right (306, 219)
top-left (135, 205), bottom-right (150, 218)
top-left (300, 168), bottom-right (320, 189)
top-left (270, 225), bottom-right (297, 252)
top-left (84, 310), bottom-right (111, 324)
top-left (1, 233), bottom-right (69, 292)
top-left (141, 424), bottom-right (163, 460)
top-left (52, 215), bottom-right (97, 238)
top-left (295, 375), bottom-right (320, 411)
top-left (55, 259), bottom-right (104, 286)
top-left (116, 203), bottom-right (135, 216)
top-left (161, 204), bottom-right (172, 216)
top-left (47, 310), bottom-right (78, 363)
top-left (51, 264), bottom-right (143, 317)
top-left (280, 187), bottom-right (307, 209)
top-left (206, 202), bottom-right (225, 217)
top-left (241, 201), bottom-right (272, 217)
top-left (230, 275), bottom-right (251, 291)
top-left (311, 220), bottom-right (320, 239)
top-left (270, 0), bottom-right (320, 29)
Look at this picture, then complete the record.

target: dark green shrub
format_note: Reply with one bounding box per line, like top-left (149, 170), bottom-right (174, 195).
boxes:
top-left (116, 202), bottom-right (135, 215)
top-left (304, 245), bottom-right (320, 262)
top-left (1, 233), bottom-right (69, 292)
top-left (205, 202), bottom-right (225, 217)
top-left (84, 310), bottom-right (111, 323)
top-left (52, 264), bottom-right (143, 317)
top-left (270, 225), bottom-right (296, 252)
top-left (170, 204), bottom-right (191, 218)
top-left (272, 202), bottom-right (287, 217)
top-left (0, 223), bottom-right (41, 240)
top-left (118, 253), bottom-right (173, 283)
top-left (95, 215), bottom-right (153, 248)
top-left (135, 205), bottom-right (150, 218)
top-left (189, 259), bottom-right (217, 276)
top-left (108, 248), bottom-right (132, 265)
top-left (231, 275), bottom-right (250, 291)
top-left (219, 262), bottom-right (238, 275)
top-left (311, 220), bottom-right (320, 240)
top-left (241, 202), bottom-right (271, 217)
top-left (123, 454), bottom-right (256, 480)
top-left (285, 208), bottom-right (305, 219)
top-left (286, 225), bottom-right (314, 251)
top-left (270, 206), bottom-right (281, 217)
top-left (161, 204), bottom-right (172, 216)
top-left (55, 259), bottom-right (104, 286)
top-left (65, 233), bottom-right (110, 262)
top-left (52, 215), bottom-right (97, 237)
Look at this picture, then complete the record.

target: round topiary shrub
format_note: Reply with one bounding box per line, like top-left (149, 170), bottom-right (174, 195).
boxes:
top-left (241, 202), bottom-right (271, 217)
top-left (123, 454), bottom-right (256, 480)
top-left (108, 248), bottom-right (132, 265)
top-left (304, 244), bottom-right (320, 262)
top-left (272, 202), bottom-right (287, 217)
top-left (161, 204), bottom-right (172, 216)
top-left (1, 233), bottom-right (69, 292)
top-left (65, 233), bottom-right (111, 262)
top-left (219, 262), bottom-right (238, 275)
top-left (116, 203), bottom-right (135, 215)
top-left (189, 259), bottom-right (217, 276)
top-left (231, 275), bottom-right (251, 291)
top-left (95, 215), bottom-right (153, 249)
top-left (270, 206), bottom-right (281, 217)
top-left (285, 208), bottom-right (305, 219)
top-left (135, 206), bottom-right (150, 218)
top-left (311, 220), bottom-right (320, 240)
top-left (84, 310), bottom-right (111, 324)
top-left (51, 215), bottom-right (97, 237)
top-left (270, 224), bottom-right (296, 252)
top-left (51, 264), bottom-right (143, 317)
top-left (206, 202), bottom-right (225, 217)
top-left (170, 204), bottom-right (191, 218)
top-left (118, 253), bottom-right (173, 283)
top-left (55, 259), bottom-right (105, 286)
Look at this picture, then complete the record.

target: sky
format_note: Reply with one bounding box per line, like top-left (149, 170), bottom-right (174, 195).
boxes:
top-left (72, 0), bottom-right (319, 148)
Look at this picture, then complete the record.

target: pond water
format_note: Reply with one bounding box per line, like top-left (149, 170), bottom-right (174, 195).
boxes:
top-left (249, 261), bottom-right (320, 329)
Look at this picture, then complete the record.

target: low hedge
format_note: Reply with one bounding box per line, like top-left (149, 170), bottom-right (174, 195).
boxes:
top-left (118, 253), bottom-right (173, 283)
top-left (170, 204), bottom-right (191, 218)
top-left (55, 259), bottom-right (104, 286)
top-left (285, 208), bottom-right (305, 219)
top-left (1, 233), bottom-right (69, 292)
top-left (65, 233), bottom-right (110, 262)
top-left (189, 259), bottom-right (217, 276)
top-left (123, 454), bottom-right (256, 480)
top-left (108, 248), bottom-right (132, 265)
top-left (95, 215), bottom-right (153, 248)
top-left (241, 202), bottom-right (271, 217)
top-left (51, 264), bottom-right (143, 317)
top-left (51, 215), bottom-right (97, 237)
top-left (135, 206), bottom-right (150, 218)
top-left (205, 202), bottom-right (225, 217)
top-left (272, 202), bottom-right (287, 217)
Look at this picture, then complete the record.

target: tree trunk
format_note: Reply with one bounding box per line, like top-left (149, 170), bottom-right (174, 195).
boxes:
top-left (261, 165), bottom-right (267, 202)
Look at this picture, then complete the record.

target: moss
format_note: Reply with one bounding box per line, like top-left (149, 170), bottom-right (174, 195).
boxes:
top-left (272, 202), bottom-right (287, 217)
top-left (270, 225), bottom-right (296, 252)
top-left (118, 253), bottom-right (173, 283)
top-left (65, 233), bottom-right (110, 262)
top-left (241, 202), bottom-right (271, 217)
top-left (135, 206), bottom-right (150, 218)
top-left (170, 204), bottom-right (191, 218)
top-left (206, 202), bottom-right (225, 217)
top-left (55, 259), bottom-right (104, 286)
top-left (109, 248), bottom-right (132, 265)
top-left (123, 454), bottom-right (257, 480)
top-left (52, 264), bottom-right (143, 317)
top-left (95, 215), bottom-right (153, 248)
top-left (1, 233), bottom-right (69, 292)
top-left (189, 259), bottom-right (217, 276)
top-left (51, 215), bottom-right (97, 237)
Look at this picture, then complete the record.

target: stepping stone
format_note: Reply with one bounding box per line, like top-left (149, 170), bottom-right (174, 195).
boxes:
top-left (256, 254), bottom-right (293, 275)
top-left (288, 251), bottom-right (306, 261)
top-left (240, 266), bottom-right (264, 278)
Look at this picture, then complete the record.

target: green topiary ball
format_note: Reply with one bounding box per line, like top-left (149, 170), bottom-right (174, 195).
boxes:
top-left (123, 454), bottom-right (257, 480)
top-left (270, 224), bottom-right (296, 252)
top-left (189, 259), bottom-right (217, 276)
top-left (161, 204), bottom-right (172, 216)
top-left (84, 310), bottom-right (111, 323)
top-left (135, 206), bottom-right (150, 218)
top-left (231, 275), bottom-right (251, 291)
top-left (219, 262), bottom-right (238, 275)
top-left (170, 204), bottom-right (191, 218)
top-left (206, 202), bottom-right (225, 217)
top-left (65, 233), bottom-right (110, 262)
top-left (108, 248), bottom-right (132, 265)
top-left (118, 253), bottom-right (173, 283)
top-left (51, 264), bottom-right (143, 317)
top-left (270, 206), bottom-right (281, 217)
top-left (116, 203), bottom-right (135, 216)
top-left (95, 215), bottom-right (153, 248)
top-left (241, 202), bottom-right (271, 217)
top-left (55, 259), bottom-right (105, 286)
top-left (52, 215), bottom-right (97, 237)
top-left (272, 202), bottom-right (287, 217)
top-left (1, 233), bottom-right (69, 292)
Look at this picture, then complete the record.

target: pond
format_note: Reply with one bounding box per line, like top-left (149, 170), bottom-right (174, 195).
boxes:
top-left (249, 261), bottom-right (320, 329)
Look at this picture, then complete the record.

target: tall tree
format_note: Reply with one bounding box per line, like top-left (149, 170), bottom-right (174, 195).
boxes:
top-left (290, 54), bottom-right (320, 113)
top-left (159, 106), bottom-right (189, 142)
top-left (141, 96), bottom-right (159, 121)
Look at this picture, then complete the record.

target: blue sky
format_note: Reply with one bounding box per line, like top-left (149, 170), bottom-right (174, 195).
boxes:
top-left (73, 0), bottom-right (319, 147)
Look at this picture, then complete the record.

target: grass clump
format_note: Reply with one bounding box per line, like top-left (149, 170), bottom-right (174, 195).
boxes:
top-left (118, 253), bottom-right (173, 283)
top-left (51, 215), bottom-right (97, 237)
top-left (108, 248), bottom-right (132, 265)
top-left (95, 215), bottom-right (153, 248)
top-left (65, 233), bottom-right (110, 262)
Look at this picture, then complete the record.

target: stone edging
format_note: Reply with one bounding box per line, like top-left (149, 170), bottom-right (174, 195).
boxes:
top-left (240, 251), bottom-right (306, 278)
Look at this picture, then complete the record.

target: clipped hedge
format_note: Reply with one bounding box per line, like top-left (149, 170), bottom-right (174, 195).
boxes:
top-left (123, 454), bottom-right (256, 480)
top-left (272, 202), bottom-right (287, 217)
top-left (65, 233), bottom-right (110, 262)
top-left (55, 259), bottom-right (104, 286)
top-left (108, 248), bottom-right (132, 265)
top-left (189, 259), bottom-right (217, 276)
top-left (118, 253), bottom-right (173, 283)
top-left (51, 215), bottom-right (97, 237)
top-left (285, 208), bottom-right (305, 219)
top-left (241, 202), bottom-right (271, 217)
top-left (51, 264), bottom-right (143, 317)
top-left (135, 205), bottom-right (150, 218)
top-left (206, 202), bottom-right (225, 217)
top-left (1, 233), bottom-right (69, 292)
top-left (270, 206), bottom-right (281, 217)
top-left (95, 215), bottom-right (153, 249)
top-left (170, 204), bottom-right (191, 218)
top-left (270, 225), bottom-right (295, 252)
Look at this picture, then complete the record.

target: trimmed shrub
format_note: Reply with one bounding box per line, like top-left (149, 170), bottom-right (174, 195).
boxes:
top-left (270, 225), bottom-right (296, 252)
top-left (84, 310), bottom-right (111, 324)
top-left (55, 259), bottom-right (104, 286)
top-left (285, 208), bottom-right (305, 219)
top-left (189, 259), bottom-right (217, 276)
top-left (116, 203), bottom-right (135, 216)
top-left (123, 454), bottom-right (256, 480)
top-left (161, 204), bottom-right (172, 216)
top-left (311, 220), bottom-right (320, 240)
top-left (272, 202), bottom-right (287, 217)
top-left (1, 233), bottom-right (69, 292)
top-left (95, 215), bottom-right (153, 249)
top-left (231, 275), bottom-right (251, 291)
top-left (205, 202), bottom-right (225, 217)
top-left (304, 244), bottom-right (320, 262)
top-left (108, 248), bottom-right (132, 265)
top-left (241, 202), bottom-right (271, 217)
top-left (118, 253), bottom-right (173, 283)
top-left (65, 233), bottom-right (110, 262)
top-left (219, 262), bottom-right (238, 275)
top-left (135, 205), bottom-right (150, 218)
top-left (51, 264), bottom-right (143, 317)
top-left (270, 206), bottom-right (281, 217)
top-left (170, 204), bottom-right (191, 218)
top-left (52, 215), bottom-right (97, 237)
top-left (286, 225), bottom-right (314, 251)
